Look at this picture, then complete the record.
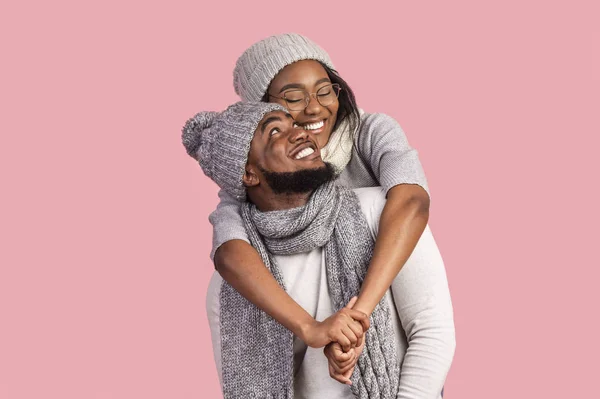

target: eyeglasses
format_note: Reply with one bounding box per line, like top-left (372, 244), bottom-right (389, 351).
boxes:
top-left (268, 83), bottom-right (342, 111)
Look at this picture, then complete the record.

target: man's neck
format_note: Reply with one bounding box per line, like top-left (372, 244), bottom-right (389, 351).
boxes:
top-left (250, 190), bottom-right (314, 212)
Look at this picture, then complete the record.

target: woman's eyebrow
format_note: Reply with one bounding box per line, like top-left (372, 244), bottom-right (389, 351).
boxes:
top-left (278, 78), bottom-right (331, 93)
top-left (278, 83), bottom-right (303, 93)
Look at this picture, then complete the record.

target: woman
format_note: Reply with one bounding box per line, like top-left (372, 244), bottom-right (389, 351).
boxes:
top-left (205, 33), bottom-right (455, 397)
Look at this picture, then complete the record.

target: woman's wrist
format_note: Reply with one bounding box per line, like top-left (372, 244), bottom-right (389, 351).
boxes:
top-left (352, 296), bottom-right (374, 318)
top-left (296, 316), bottom-right (318, 343)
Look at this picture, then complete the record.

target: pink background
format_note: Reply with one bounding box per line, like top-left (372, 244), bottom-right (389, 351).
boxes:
top-left (1, 0), bottom-right (599, 398)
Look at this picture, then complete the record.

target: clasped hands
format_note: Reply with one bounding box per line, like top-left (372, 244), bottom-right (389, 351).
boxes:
top-left (300, 297), bottom-right (369, 385)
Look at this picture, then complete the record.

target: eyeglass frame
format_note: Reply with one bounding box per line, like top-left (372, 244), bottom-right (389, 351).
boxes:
top-left (267, 83), bottom-right (342, 111)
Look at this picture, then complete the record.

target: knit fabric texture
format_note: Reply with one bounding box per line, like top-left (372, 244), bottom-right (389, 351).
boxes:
top-left (233, 33), bottom-right (336, 102)
top-left (219, 181), bottom-right (400, 398)
top-left (181, 101), bottom-right (287, 201)
top-left (208, 111), bottom-right (430, 260)
top-left (321, 109), bottom-right (365, 175)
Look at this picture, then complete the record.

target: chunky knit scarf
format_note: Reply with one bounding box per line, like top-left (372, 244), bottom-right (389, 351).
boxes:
top-left (219, 181), bottom-right (399, 398)
top-left (321, 109), bottom-right (364, 175)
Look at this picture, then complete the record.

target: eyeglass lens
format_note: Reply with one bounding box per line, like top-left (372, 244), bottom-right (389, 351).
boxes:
top-left (283, 84), bottom-right (341, 111)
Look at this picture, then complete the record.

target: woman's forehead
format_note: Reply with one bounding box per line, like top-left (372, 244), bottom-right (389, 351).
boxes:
top-left (270, 60), bottom-right (329, 90)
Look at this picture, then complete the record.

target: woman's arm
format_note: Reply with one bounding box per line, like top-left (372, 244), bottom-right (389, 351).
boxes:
top-left (215, 240), bottom-right (368, 349)
top-left (352, 113), bottom-right (431, 315)
top-left (354, 184), bottom-right (429, 315)
top-left (211, 189), bottom-right (368, 349)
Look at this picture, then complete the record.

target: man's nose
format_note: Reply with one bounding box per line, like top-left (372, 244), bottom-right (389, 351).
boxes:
top-left (288, 126), bottom-right (309, 142)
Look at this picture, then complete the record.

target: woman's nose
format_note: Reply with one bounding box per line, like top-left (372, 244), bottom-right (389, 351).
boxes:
top-left (303, 94), bottom-right (322, 115)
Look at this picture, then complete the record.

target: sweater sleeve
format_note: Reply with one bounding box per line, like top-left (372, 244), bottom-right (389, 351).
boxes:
top-left (391, 225), bottom-right (456, 399)
top-left (208, 189), bottom-right (250, 261)
top-left (356, 113), bottom-right (430, 196)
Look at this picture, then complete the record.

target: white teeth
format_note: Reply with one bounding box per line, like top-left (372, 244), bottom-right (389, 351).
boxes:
top-left (302, 120), bottom-right (325, 130)
top-left (295, 147), bottom-right (315, 159)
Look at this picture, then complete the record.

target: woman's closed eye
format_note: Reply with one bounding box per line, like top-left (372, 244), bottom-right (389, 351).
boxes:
top-left (282, 90), bottom-right (305, 103)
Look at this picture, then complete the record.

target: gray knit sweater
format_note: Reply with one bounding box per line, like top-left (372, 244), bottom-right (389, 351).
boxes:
top-left (209, 111), bottom-right (429, 259)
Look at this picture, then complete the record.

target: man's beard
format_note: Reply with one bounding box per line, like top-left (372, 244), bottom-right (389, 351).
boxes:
top-left (260, 163), bottom-right (336, 194)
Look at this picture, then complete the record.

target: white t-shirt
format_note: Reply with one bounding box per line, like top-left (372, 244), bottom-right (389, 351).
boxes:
top-left (206, 187), bottom-right (455, 399)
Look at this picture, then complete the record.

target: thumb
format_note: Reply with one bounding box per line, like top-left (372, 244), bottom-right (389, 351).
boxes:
top-left (345, 296), bottom-right (358, 309)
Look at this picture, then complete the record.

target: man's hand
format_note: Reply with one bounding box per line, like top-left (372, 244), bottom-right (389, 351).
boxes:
top-left (324, 335), bottom-right (366, 385)
top-left (299, 297), bottom-right (369, 351)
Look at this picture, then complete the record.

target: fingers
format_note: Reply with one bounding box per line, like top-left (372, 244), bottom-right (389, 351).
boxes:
top-left (335, 356), bottom-right (356, 370)
top-left (344, 296), bottom-right (370, 332)
top-left (323, 305), bottom-right (369, 351)
top-left (355, 334), bottom-right (364, 348)
top-left (329, 363), bottom-right (353, 385)
top-left (335, 332), bottom-right (352, 352)
top-left (348, 319), bottom-right (364, 341)
top-left (328, 342), bottom-right (352, 362)
top-left (347, 309), bottom-right (370, 332)
top-left (356, 334), bottom-right (366, 352)
top-left (330, 354), bottom-right (357, 374)
top-left (341, 366), bottom-right (355, 383)
top-left (346, 309), bottom-right (369, 324)
top-left (325, 343), bottom-right (358, 373)
top-left (334, 351), bottom-right (352, 362)
top-left (332, 345), bottom-right (356, 367)
top-left (346, 312), bottom-right (365, 348)
top-left (341, 326), bottom-right (358, 348)
top-left (324, 341), bottom-right (360, 384)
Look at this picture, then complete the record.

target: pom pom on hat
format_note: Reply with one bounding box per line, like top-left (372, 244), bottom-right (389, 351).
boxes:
top-left (181, 102), bottom-right (287, 200)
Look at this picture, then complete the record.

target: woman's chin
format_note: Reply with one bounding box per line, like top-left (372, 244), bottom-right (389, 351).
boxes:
top-left (315, 131), bottom-right (332, 149)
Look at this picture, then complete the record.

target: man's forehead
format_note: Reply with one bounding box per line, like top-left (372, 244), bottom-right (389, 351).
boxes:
top-left (247, 110), bottom-right (292, 161)
top-left (255, 110), bottom-right (293, 136)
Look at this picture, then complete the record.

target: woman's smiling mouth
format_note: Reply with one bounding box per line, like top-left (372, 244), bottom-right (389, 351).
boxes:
top-left (300, 119), bottom-right (326, 133)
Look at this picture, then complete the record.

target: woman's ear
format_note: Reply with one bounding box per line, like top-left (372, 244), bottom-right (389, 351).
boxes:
top-left (242, 165), bottom-right (260, 187)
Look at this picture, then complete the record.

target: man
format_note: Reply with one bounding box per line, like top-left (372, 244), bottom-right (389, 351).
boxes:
top-left (182, 102), bottom-right (455, 399)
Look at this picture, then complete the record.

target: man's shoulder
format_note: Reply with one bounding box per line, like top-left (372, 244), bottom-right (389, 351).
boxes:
top-left (352, 187), bottom-right (387, 232)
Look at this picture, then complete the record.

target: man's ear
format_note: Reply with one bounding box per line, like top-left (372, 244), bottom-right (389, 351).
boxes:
top-left (242, 165), bottom-right (260, 188)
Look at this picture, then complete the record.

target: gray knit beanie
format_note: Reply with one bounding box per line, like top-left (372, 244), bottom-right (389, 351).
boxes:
top-left (233, 33), bottom-right (336, 102)
top-left (182, 101), bottom-right (287, 201)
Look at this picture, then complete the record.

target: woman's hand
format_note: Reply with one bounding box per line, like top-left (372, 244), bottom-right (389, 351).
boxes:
top-left (324, 335), bottom-right (366, 385)
top-left (299, 297), bottom-right (369, 351)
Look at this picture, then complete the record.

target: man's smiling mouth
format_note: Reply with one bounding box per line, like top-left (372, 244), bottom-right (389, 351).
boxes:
top-left (295, 147), bottom-right (315, 159)
top-left (290, 140), bottom-right (319, 160)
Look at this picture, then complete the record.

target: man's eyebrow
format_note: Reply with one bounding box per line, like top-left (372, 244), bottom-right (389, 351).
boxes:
top-left (259, 113), bottom-right (293, 135)
top-left (279, 78), bottom-right (332, 93)
top-left (260, 115), bottom-right (282, 135)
